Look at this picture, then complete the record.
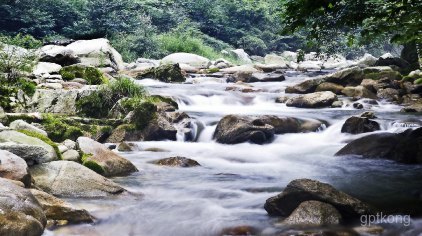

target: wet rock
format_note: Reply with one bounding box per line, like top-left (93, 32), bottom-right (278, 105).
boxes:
top-left (220, 225), bottom-right (258, 236)
top-left (249, 72), bottom-right (285, 82)
top-left (161, 53), bottom-right (211, 69)
top-left (230, 49), bottom-right (252, 64)
top-left (283, 201), bottom-right (342, 226)
top-left (30, 161), bottom-right (125, 198)
top-left (9, 119), bottom-right (48, 137)
top-left (77, 137), bottom-right (138, 177)
top-left (341, 117), bottom-right (380, 134)
top-left (0, 130), bottom-right (57, 163)
top-left (152, 156), bottom-right (200, 167)
top-left (374, 53), bottom-right (410, 73)
top-left (30, 189), bottom-right (94, 224)
top-left (137, 63), bottom-right (186, 83)
top-left (331, 101), bottom-right (343, 108)
top-left (286, 91), bottom-right (337, 108)
top-left (377, 88), bottom-right (400, 102)
top-left (275, 96), bottom-right (289, 103)
top-left (360, 111), bottom-right (376, 119)
top-left (264, 179), bottom-right (372, 219)
top-left (220, 65), bottom-right (260, 74)
top-left (315, 82), bottom-right (344, 94)
top-left (0, 177), bottom-right (46, 236)
top-left (352, 103), bottom-right (364, 109)
top-left (341, 86), bottom-right (377, 99)
top-left (356, 53), bottom-right (377, 67)
top-left (335, 128), bottom-right (422, 164)
top-left (285, 78), bottom-right (324, 94)
top-left (117, 142), bottom-right (137, 152)
top-left (213, 115), bottom-right (275, 144)
top-left (324, 66), bottom-right (364, 86)
top-left (0, 150), bottom-right (31, 187)
top-left (353, 225), bottom-right (384, 235)
top-left (257, 116), bottom-right (323, 133)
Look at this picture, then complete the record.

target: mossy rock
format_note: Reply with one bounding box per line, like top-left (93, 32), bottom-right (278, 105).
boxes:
top-left (59, 65), bottom-right (108, 85)
top-left (17, 130), bottom-right (62, 160)
top-left (149, 95), bottom-right (179, 109)
top-left (137, 64), bottom-right (186, 83)
top-left (415, 78), bottom-right (422, 85)
top-left (401, 76), bottom-right (415, 83)
top-left (207, 68), bottom-right (220, 73)
top-left (41, 114), bottom-right (84, 142)
top-left (365, 71), bottom-right (402, 81)
top-left (82, 160), bottom-right (105, 175)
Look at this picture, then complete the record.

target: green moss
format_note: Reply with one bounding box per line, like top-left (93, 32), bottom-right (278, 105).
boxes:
top-left (81, 153), bottom-right (93, 162)
top-left (17, 129), bottom-right (62, 160)
top-left (401, 76), bottom-right (415, 83)
top-left (148, 95), bottom-right (178, 109)
top-left (132, 102), bottom-right (157, 130)
top-left (207, 68), bottom-right (220, 73)
top-left (365, 71), bottom-right (402, 81)
top-left (41, 114), bottom-right (84, 142)
top-left (137, 64), bottom-right (186, 83)
top-left (59, 65), bottom-right (107, 85)
top-left (415, 78), bottom-right (422, 85)
top-left (83, 160), bottom-right (105, 175)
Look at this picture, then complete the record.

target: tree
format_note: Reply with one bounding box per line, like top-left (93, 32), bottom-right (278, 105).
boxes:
top-left (280, 0), bottom-right (422, 67)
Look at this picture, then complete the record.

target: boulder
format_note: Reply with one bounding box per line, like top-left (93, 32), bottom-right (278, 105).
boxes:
top-left (256, 116), bottom-right (323, 133)
top-left (315, 82), bottom-right (344, 94)
top-left (341, 117), bottom-right (381, 134)
top-left (298, 61), bottom-right (322, 70)
top-left (375, 53), bottom-right (410, 72)
top-left (0, 143), bottom-right (50, 166)
top-left (0, 178), bottom-right (46, 236)
top-left (285, 78), bottom-right (325, 94)
top-left (220, 65), bottom-right (260, 74)
top-left (286, 91), bottom-right (337, 108)
top-left (77, 137), bottom-right (138, 177)
top-left (264, 179), bottom-right (372, 219)
top-left (30, 189), bottom-right (94, 224)
top-left (250, 72), bottom-right (285, 82)
top-left (37, 45), bottom-right (79, 66)
top-left (66, 38), bottom-right (124, 71)
top-left (62, 150), bottom-right (80, 162)
top-left (30, 89), bottom-right (82, 115)
top-left (335, 128), bottom-right (422, 164)
top-left (152, 156), bottom-right (200, 167)
top-left (33, 62), bottom-right (62, 76)
top-left (324, 66), bottom-right (364, 86)
top-left (136, 63), bottom-right (186, 83)
top-left (0, 150), bottom-right (31, 187)
top-left (377, 88), bottom-right (400, 102)
top-left (30, 161), bottom-right (125, 198)
top-left (264, 54), bottom-right (288, 67)
top-left (9, 119), bottom-right (48, 137)
top-left (341, 86), bottom-right (377, 99)
top-left (161, 53), bottom-right (211, 69)
top-left (213, 115), bottom-right (275, 144)
top-left (356, 53), bottom-right (377, 67)
top-left (230, 49), bottom-right (252, 64)
top-left (0, 130), bottom-right (57, 163)
top-left (283, 200), bottom-right (342, 226)
top-left (117, 142), bottom-right (137, 152)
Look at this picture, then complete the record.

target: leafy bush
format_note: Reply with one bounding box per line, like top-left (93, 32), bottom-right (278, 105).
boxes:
top-left (238, 35), bottom-right (267, 56)
top-left (59, 65), bottom-right (107, 85)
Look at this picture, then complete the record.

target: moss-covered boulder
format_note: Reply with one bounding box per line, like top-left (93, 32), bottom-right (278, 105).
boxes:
top-left (136, 63), bottom-right (186, 83)
top-left (364, 70), bottom-right (402, 81)
top-left (152, 156), bottom-right (201, 168)
top-left (59, 65), bottom-right (107, 85)
top-left (77, 137), bottom-right (138, 177)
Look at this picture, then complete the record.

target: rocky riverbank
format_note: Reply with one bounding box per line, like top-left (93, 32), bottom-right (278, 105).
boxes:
top-left (1, 38), bottom-right (421, 235)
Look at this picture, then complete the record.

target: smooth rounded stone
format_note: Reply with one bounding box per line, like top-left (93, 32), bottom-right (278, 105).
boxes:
top-left (342, 86), bottom-right (377, 99)
top-left (331, 101), bottom-right (344, 108)
top-left (360, 78), bottom-right (378, 91)
top-left (220, 65), bottom-right (260, 74)
top-left (275, 96), bottom-right (289, 103)
top-left (285, 78), bottom-right (324, 94)
top-left (356, 53), bottom-right (377, 67)
top-left (315, 82), bottom-right (344, 94)
top-left (360, 111), bottom-right (377, 119)
top-left (283, 201), bottom-right (342, 226)
top-left (30, 189), bottom-right (94, 224)
top-left (353, 103), bottom-right (364, 109)
top-left (33, 62), bottom-right (62, 75)
top-left (324, 66), bottom-right (364, 86)
top-left (0, 178), bottom-right (46, 236)
top-left (152, 156), bottom-right (200, 168)
top-left (0, 150), bottom-right (31, 187)
top-left (298, 61), bottom-right (322, 70)
top-left (77, 137), bottom-right (138, 177)
top-left (264, 179), bottom-right (372, 219)
top-left (257, 116), bottom-right (323, 133)
top-left (161, 53), bottom-right (211, 69)
top-left (9, 120), bottom-right (48, 137)
top-left (341, 117), bottom-right (380, 134)
top-left (219, 225), bottom-right (258, 236)
top-left (335, 128), bottom-right (422, 164)
top-left (62, 139), bottom-right (77, 150)
top-left (0, 130), bottom-right (57, 163)
top-left (230, 49), bottom-right (252, 64)
top-left (250, 72), bottom-right (285, 82)
top-left (58, 144), bottom-right (68, 154)
top-left (254, 63), bottom-right (287, 72)
top-left (117, 142), bottom-right (137, 152)
top-left (286, 91), bottom-right (337, 108)
top-left (62, 150), bottom-right (80, 162)
top-left (264, 54), bottom-right (288, 66)
top-left (213, 115), bottom-right (275, 144)
top-left (30, 161), bottom-right (125, 198)
top-left (37, 44), bottom-right (79, 66)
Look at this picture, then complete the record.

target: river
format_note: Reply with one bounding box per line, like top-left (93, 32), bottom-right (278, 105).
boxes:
top-left (47, 70), bottom-right (422, 236)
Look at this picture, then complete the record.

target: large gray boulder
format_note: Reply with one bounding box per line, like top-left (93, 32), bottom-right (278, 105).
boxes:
top-left (285, 78), bottom-right (325, 94)
top-left (213, 115), bottom-right (275, 144)
top-left (0, 150), bottom-right (31, 187)
top-left (77, 137), bottom-right (138, 177)
top-left (30, 189), bottom-right (94, 224)
top-left (341, 117), bottom-right (380, 134)
top-left (283, 200), bottom-right (342, 226)
top-left (335, 128), bottom-right (422, 164)
top-left (264, 179), bottom-right (373, 219)
top-left (30, 89), bottom-right (85, 115)
top-left (0, 178), bottom-right (46, 236)
top-left (161, 53), bottom-right (211, 69)
top-left (66, 38), bottom-right (124, 71)
top-left (9, 119), bottom-right (48, 137)
top-left (230, 49), bottom-right (252, 64)
top-left (0, 130), bottom-right (57, 163)
top-left (33, 62), bottom-right (62, 76)
top-left (30, 161), bottom-right (125, 198)
top-left (286, 91), bottom-right (337, 108)
top-left (37, 44), bottom-right (80, 66)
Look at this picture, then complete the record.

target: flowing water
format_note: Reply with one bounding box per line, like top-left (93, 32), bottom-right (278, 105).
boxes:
top-left (47, 71), bottom-right (422, 236)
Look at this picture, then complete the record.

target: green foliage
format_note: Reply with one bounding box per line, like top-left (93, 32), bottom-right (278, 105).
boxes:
top-left (238, 35), bottom-right (267, 56)
top-left (41, 114), bottom-right (84, 142)
top-left (121, 99), bottom-right (157, 129)
top-left (139, 64), bottom-right (186, 83)
top-left (76, 77), bottom-right (146, 118)
top-left (415, 78), bottom-right (422, 85)
top-left (18, 129), bottom-right (62, 160)
top-left (59, 65), bottom-right (107, 85)
top-left (0, 33), bottom-right (42, 49)
top-left (83, 160), bottom-right (105, 174)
